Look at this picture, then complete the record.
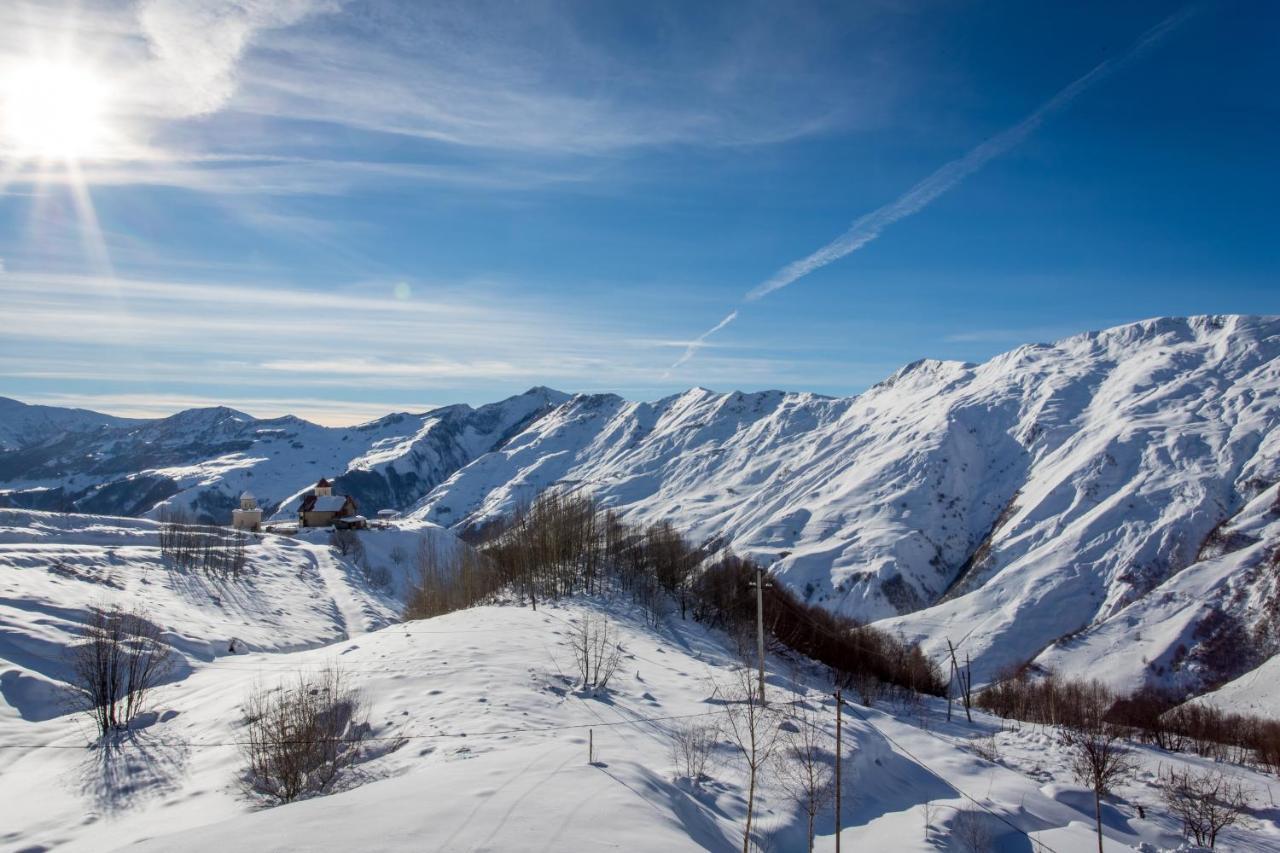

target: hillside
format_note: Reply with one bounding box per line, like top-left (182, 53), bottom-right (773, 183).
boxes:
top-left (3, 513), bottom-right (1275, 851)
top-left (0, 508), bottom-right (461, 722)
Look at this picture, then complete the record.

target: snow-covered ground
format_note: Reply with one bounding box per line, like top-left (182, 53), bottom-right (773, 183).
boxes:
top-left (2, 511), bottom-right (1277, 852)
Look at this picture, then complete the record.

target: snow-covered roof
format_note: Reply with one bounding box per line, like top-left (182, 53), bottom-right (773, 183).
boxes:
top-left (240, 491), bottom-right (255, 500)
top-left (307, 495), bottom-right (349, 512)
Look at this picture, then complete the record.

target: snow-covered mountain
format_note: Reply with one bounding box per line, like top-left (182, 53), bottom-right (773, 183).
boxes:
top-left (2, 315), bottom-right (1277, 698)
top-left (0, 387), bottom-right (568, 522)
top-left (404, 315), bottom-right (1280, 695)
top-left (0, 396), bottom-right (140, 452)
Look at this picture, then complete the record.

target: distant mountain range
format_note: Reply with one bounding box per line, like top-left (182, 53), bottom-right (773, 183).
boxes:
top-left (3, 315), bottom-right (1277, 697)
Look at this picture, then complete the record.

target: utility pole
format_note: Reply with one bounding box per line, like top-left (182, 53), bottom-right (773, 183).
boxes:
top-left (748, 566), bottom-right (770, 704)
top-left (946, 638), bottom-right (971, 723)
top-left (834, 688), bottom-right (843, 853)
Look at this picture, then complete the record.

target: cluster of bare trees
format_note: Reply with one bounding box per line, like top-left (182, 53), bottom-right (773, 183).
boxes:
top-left (693, 553), bottom-right (945, 697)
top-left (408, 490), bottom-right (941, 700)
top-left (404, 537), bottom-right (505, 619)
top-left (408, 492), bottom-right (701, 623)
top-left (239, 666), bottom-right (370, 804)
top-left (979, 671), bottom-right (1266, 850)
top-left (158, 512), bottom-right (249, 579)
top-left (67, 603), bottom-right (174, 739)
top-left (328, 528), bottom-right (363, 559)
top-left (978, 671), bottom-right (1280, 773)
top-left (477, 493), bottom-right (701, 624)
top-left (694, 672), bottom-right (846, 853)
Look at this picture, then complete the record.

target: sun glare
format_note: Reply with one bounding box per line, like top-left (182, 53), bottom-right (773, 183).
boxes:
top-left (1, 59), bottom-right (112, 160)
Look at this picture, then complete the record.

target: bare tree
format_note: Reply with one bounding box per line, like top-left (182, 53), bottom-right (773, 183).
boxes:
top-left (388, 545), bottom-right (409, 569)
top-left (1061, 715), bottom-right (1137, 853)
top-left (328, 528), bottom-right (363, 560)
top-left (1159, 765), bottom-right (1255, 849)
top-left (720, 668), bottom-right (784, 853)
top-left (774, 701), bottom-right (836, 852)
top-left (239, 666), bottom-right (369, 805)
top-left (568, 614), bottom-right (622, 691)
top-left (670, 720), bottom-right (718, 784)
top-left (68, 603), bottom-right (174, 739)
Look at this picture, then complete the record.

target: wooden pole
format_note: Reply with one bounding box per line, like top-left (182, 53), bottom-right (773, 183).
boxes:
top-left (589, 728), bottom-right (594, 764)
top-left (755, 566), bottom-right (766, 705)
top-left (834, 688), bottom-right (842, 853)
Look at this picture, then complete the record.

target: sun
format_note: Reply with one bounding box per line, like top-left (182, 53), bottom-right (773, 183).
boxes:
top-left (1, 59), bottom-right (112, 160)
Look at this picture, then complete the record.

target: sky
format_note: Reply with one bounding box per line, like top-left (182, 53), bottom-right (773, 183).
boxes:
top-left (0, 0), bottom-right (1276, 425)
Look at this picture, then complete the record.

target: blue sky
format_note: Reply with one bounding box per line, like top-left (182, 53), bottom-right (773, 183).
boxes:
top-left (0, 0), bottom-right (1276, 424)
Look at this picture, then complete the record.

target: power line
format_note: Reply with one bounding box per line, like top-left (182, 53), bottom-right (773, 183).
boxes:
top-left (0, 707), bottom-right (727, 751)
top-left (0, 695), bottom-right (813, 752)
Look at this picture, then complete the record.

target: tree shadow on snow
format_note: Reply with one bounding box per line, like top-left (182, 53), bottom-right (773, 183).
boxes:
top-left (77, 728), bottom-right (191, 816)
top-left (598, 762), bottom-right (739, 853)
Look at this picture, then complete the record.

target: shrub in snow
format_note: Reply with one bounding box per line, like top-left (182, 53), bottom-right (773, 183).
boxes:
top-left (569, 614), bottom-right (622, 691)
top-left (328, 528), bottom-right (363, 559)
top-left (950, 808), bottom-right (993, 853)
top-left (1159, 766), bottom-right (1256, 849)
top-left (68, 603), bottom-right (173, 739)
top-left (670, 720), bottom-right (718, 785)
top-left (239, 666), bottom-right (369, 805)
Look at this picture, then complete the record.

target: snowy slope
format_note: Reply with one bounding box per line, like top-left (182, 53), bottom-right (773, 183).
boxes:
top-left (0, 388), bottom-right (567, 524)
top-left (1193, 655), bottom-right (1280, 717)
top-left (409, 316), bottom-right (1280, 696)
top-left (0, 509), bottom-right (465, 725)
top-left (2, 589), bottom-right (1276, 852)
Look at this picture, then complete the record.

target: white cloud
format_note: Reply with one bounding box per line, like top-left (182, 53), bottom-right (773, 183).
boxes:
top-left (137, 0), bottom-right (340, 118)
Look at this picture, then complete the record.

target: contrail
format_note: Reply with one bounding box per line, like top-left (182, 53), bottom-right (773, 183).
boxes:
top-left (667, 7), bottom-right (1194, 372)
top-left (663, 309), bottom-right (738, 377)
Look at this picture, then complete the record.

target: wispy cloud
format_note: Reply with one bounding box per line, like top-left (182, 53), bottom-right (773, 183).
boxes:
top-left (0, 1), bottom-right (898, 192)
top-left (0, 270), bottom-right (862, 418)
top-left (668, 7), bottom-right (1195, 372)
top-left (137, 0), bottom-right (341, 119)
